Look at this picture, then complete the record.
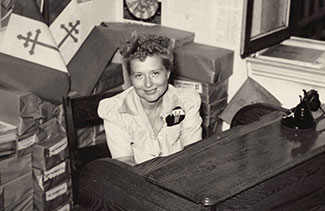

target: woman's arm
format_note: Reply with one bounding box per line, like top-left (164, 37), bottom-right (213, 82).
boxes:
top-left (98, 99), bottom-right (135, 165)
top-left (181, 91), bottom-right (203, 146)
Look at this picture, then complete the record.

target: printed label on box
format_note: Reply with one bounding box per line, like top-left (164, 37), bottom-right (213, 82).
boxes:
top-left (173, 79), bottom-right (203, 94)
top-left (43, 161), bottom-right (66, 183)
top-left (48, 138), bottom-right (67, 157)
top-left (46, 182), bottom-right (67, 201)
top-left (18, 134), bottom-right (37, 150)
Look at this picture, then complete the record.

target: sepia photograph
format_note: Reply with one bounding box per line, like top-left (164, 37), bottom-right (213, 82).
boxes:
top-left (0, 0), bottom-right (324, 210)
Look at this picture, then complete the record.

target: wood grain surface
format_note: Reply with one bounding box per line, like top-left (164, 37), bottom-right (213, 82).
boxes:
top-left (79, 159), bottom-right (205, 211)
top-left (142, 111), bottom-right (325, 206)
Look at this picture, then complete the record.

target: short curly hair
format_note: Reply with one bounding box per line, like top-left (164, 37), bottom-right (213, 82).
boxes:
top-left (120, 34), bottom-right (174, 74)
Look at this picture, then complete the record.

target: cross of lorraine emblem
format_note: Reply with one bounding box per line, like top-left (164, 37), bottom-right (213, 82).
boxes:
top-left (57, 20), bottom-right (81, 48)
top-left (17, 29), bottom-right (58, 55)
top-left (17, 20), bottom-right (81, 55)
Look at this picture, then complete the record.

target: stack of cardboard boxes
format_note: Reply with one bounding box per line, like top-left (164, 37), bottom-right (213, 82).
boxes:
top-left (0, 89), bottom-right (73, 210)
top-left (172, 43), bottom-right (233, 137)
top-left (0, 89), bottom-right (40, 210)
top-left (0, 136), bottom-right (33, 210)
top-left (32, 119), bottom-right (72, 211)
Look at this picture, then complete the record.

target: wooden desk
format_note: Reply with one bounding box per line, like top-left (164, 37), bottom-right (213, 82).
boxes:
top-left (79, 111), bottom-right (325, 211)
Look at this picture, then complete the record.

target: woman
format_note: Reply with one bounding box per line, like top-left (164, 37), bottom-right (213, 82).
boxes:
top-left (98, 34), bottom-right (202, 165)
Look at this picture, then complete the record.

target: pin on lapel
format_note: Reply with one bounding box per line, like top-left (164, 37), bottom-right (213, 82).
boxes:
top-left (165, 106), bottom-right (185, 126)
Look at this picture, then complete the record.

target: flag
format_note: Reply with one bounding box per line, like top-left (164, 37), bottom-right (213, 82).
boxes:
top-left (0, 0), bottom-right (70, 104)
top-left (41, 0), bottom-right (117, 96)
top-left (43, 0), bottom-right (94, 64)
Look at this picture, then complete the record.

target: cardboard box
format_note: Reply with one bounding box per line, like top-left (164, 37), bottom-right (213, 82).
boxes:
top-left (173, 76), bottom-right (228, 104)
top-left (68, 26), bottom-right (118, 96)
top-left (16, 131), bottom-right (37, 157)
top-left (3, 190), bottom-right (33, 211)
top-left (39, 101), bottom-right (59, 123)
top-left (33, 160), bottom-right (71, 192)
top-left (201, 107), bottom-right (225, 137)
top-left (0, 121), bottom-right (16, 158)
top-left (173, 43), bottom-right (234, 84)
top-left (0, 120), bottom-right (17, 138)
top-left (32, 134), bottom-right (69, 170)
top-left (0, 154), bottom-right (32, 185)
top-left (92, 62), bottom-right (124, 94)
top-left (0, 173), bottom-right (33, 209)
top-left (200, 97), bottom-right (228, 139)
top-left (100, 22), bottom-right (195, 49)
top-left (0, 141), bottom-right (16, 159)
top-left (0, 53), bottom-right (70, 104)
top-left (200, 97), bottom-right (228, 118)
top-left (202, 109), bottom-right (224, 128)
top-left (33, 180), bottom-right (72, 211)
top-left (202, 118), bottom-right (223, 138)
top-left (0, 89), bottom-right (43, 136)
top-left (0, 121), bottom-right (37, 158)
top-left (37, 118), bottom-right (64, 143)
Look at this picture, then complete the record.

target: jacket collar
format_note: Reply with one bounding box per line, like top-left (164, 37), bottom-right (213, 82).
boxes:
top-left (119, 85), bottom-right (182, 117)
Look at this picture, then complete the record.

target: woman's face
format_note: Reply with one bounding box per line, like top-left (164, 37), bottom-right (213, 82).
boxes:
top-left (130, 55), bottom-right (170, 105)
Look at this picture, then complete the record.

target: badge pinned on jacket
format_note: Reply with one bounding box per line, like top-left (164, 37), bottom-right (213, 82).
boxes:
top-left (165, 106), bottom-right (185, 126)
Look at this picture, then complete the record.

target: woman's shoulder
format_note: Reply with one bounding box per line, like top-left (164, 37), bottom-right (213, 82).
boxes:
top-left (98, 88), bottom-right (133, 119)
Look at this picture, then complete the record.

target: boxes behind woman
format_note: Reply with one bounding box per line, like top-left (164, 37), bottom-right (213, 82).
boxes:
top-left (100, 22), bottom-right (195, 50)
top-left (173, 42), bottom-right (233, 84)
top-left (172, 42), bottom-right (234, 138)
top-left (32, 118), bottom-right (72, 211)
top-left (173, 76), bottom-right (229, 138)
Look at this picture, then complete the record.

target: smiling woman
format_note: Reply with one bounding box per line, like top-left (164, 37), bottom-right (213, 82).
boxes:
top-left (97, 34), bottom-right (203, 165)
top-left (130, 55), bottom-right (170, 105)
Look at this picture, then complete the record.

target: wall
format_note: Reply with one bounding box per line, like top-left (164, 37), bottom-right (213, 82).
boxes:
top-left (78, 0), bottom-right (119, 25)
top-left (164, 0), bottom-right (247, 101)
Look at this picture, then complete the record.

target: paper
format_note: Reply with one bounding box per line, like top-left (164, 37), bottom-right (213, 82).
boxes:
top-left (260, 44), bottom-right (325, 69)
top-left (169, 0), bottom-right (202, 24)
top-left (173, 79), bottom-right (203, 94)
top-left (215, 0), bottom-right (243, 48)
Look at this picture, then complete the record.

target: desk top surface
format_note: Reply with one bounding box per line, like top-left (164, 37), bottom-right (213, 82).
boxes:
top-left (136, 110), bottom-right (325, 206)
